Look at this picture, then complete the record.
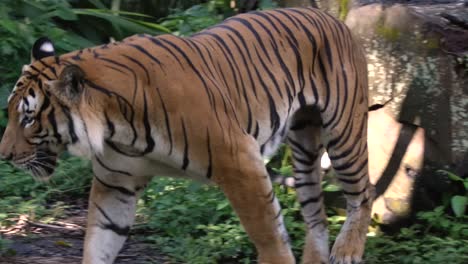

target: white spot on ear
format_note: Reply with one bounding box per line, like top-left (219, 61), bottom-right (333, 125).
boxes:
top-left (40, 42), bottom-right (54, 53)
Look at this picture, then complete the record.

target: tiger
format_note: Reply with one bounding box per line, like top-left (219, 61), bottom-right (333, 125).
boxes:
top-left (0, 7), bottom-right (372, 264)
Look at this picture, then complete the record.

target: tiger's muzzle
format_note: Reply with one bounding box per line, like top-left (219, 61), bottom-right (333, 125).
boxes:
top-left (1, 149), bottom-right (58, 180)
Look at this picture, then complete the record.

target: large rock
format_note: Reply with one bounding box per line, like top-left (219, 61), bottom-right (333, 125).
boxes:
top-left (278, 0), bottom-right (468, 223)
top-left (345, 2), bottom-right (467, 166)
top-left (347, 2), bottom-right (468, 223)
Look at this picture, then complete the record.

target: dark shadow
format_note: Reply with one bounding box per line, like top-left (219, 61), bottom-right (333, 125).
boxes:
top-left (373, 122), bottom-right (418, 198)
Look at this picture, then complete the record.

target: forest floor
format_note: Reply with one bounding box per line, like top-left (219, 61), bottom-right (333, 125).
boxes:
top-left (0, 199), bottom-right (171, 264)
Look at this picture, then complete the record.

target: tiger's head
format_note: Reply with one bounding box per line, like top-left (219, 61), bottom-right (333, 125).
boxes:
top-left (0, 38), bottom-right (93, 180)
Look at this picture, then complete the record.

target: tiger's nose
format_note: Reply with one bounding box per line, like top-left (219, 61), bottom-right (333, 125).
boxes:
top-left (0, 149), bottom-right (13, 161)
top-left (0, 153), bottom-right (13, 161)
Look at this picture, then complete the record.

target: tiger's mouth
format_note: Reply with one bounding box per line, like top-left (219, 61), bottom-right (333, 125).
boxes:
top-left (13, 150), bottom-right (58, 180)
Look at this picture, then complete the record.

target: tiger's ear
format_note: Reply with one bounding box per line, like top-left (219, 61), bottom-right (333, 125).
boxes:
top-left (46, 65), bottom-right (85, 106)
top-left (31, 37), bottom-right (55, 63)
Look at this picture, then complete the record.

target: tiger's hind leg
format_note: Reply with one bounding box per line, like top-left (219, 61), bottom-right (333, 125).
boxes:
top-left (288, 107), bottom-right (329, 264)
top-left (213, 135), bottom-right (295, 264)
top-left (324, 103), bottom-right (373, 264)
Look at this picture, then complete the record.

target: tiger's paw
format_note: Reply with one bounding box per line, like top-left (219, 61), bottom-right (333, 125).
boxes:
top-left (329, 225), bottom-right (366, 264)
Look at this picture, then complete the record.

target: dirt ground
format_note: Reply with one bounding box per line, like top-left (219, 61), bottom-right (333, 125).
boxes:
top-left (0, 201), bottom-right (172, 264)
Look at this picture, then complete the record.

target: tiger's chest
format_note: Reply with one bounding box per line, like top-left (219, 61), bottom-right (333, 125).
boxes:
top-left (91, 143), bottom-right (210, 183)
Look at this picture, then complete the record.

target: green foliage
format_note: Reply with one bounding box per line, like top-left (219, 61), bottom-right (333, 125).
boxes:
top-left (159, 1), bottom-right (226, 36)
top-left (365, 207), bottom-right (468, 263)
top-left (438, 170), bottom-right (468, 217)
top-left (258, 0), bottom-right (278, 10)
top-left (137, 178), bottom-right (253, 263)
top-left (0, 0), bottom-right (169, 110)
top-left (0, 157), bottom-right (92, 227)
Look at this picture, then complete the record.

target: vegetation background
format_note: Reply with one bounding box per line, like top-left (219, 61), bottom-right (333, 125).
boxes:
top-left (0, 0), bottom-right (467, 263)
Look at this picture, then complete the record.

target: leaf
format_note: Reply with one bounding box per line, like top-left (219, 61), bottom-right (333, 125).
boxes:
top-left (323, 184), bottom-right (341, 192)
top-left (127, 18), bottom-right (171, 33)
top-left (438, 170), bottom-right (463, 182)
top-left (72, 9), bottom-right (170, 36)
top-left (88, 0), bottom-right (108, 9)
top-left (54, 240), bottom-right (72, 247)
top-left (216, 201), bottom-right (230, 211)
top-left (451, 195), bottom-right (467, 217)
top-left (82, 8), bottom-right (155, 18)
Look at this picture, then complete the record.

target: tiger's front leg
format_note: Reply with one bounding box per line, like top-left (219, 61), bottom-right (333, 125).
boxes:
top-left (83, 171), bottom-right (148, 264)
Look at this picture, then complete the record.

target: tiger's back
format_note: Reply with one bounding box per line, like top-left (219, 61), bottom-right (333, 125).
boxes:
top-left (65, 7), bottom-right (367, 164)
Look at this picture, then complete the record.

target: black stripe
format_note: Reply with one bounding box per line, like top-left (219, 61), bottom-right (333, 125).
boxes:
top-left (328, 67), bottom-right (349, 130)
top-left (206, 129), bottom-right (213, 178)
top-left (339, 159), bottom-right (368, 177)
top-left (290, 119), bottom-right (314, 131)
top-left (343, 186), bottom-right (367, 196)
top-left (247, 14), bottom-right (296, 92)
top-left (104, 111), bottom-right (115, 138)
top-left (122, 54), bottom-right (151, 85)
top-left (229, 17), bottom-right (272, 63)
top-left (47, 107), bottom-right (62, 144)
top-left (323, 72), bottom-right (341, 128)
top-left (147, 37), bottom-right (186, 69)
top-left (295, 181), bottom-right (318, 188)
top-left (252, 44), bottom-right (283, 99)
top-left (158, 38), bottom-right (216, 108)
top-left (94, 203), bottom-right (130, 236)
top-left (253, 121), bottom-right (260, 139)
top-left (127, 44), bottom-right (162, 65)
top-left (288, 137), bottom-right (317, 161)
top-left (337, 173), bottom-right (366, 184)
top-left (29, 65), bottom-right (53, 80)
top-left (58, 103), bottom-right (78, 144)
top-left (328, 117), bottom-right (366, 161)
top-left (201, 34), bottom-right (244, 100)
top-left (95, 156), bottom-right (132, 176)
top-left (274, 209), bottom-right (282, 220)
top-left (99, 57), bottom-right (139, 103)
top-left (37, 59), bottom-right (58, 77)
top-left (252, 64), bottom-right (280, 135)
top-left (94, 175), bottom-right (135, 196)
top-left (142, 91), bottom-right (155, 154)
top-left (293, 168), bottom-right (314, 174)
top-left (85, 80), bottom-right (139, 147)
top-left (181, 118), bottom-right (190, 170)
top-left (266, 189), bottom-right (275, 203)
top-left (267, 11), bottom-right (305, 90)
top-left (300, 193), bottom-right (323, 207)
top-left (156, 88), bottom-right (173, 155)
top-left (221, 32), bottom-right (255, 131)
top-left (292, 153), bottom-right (311, 166)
